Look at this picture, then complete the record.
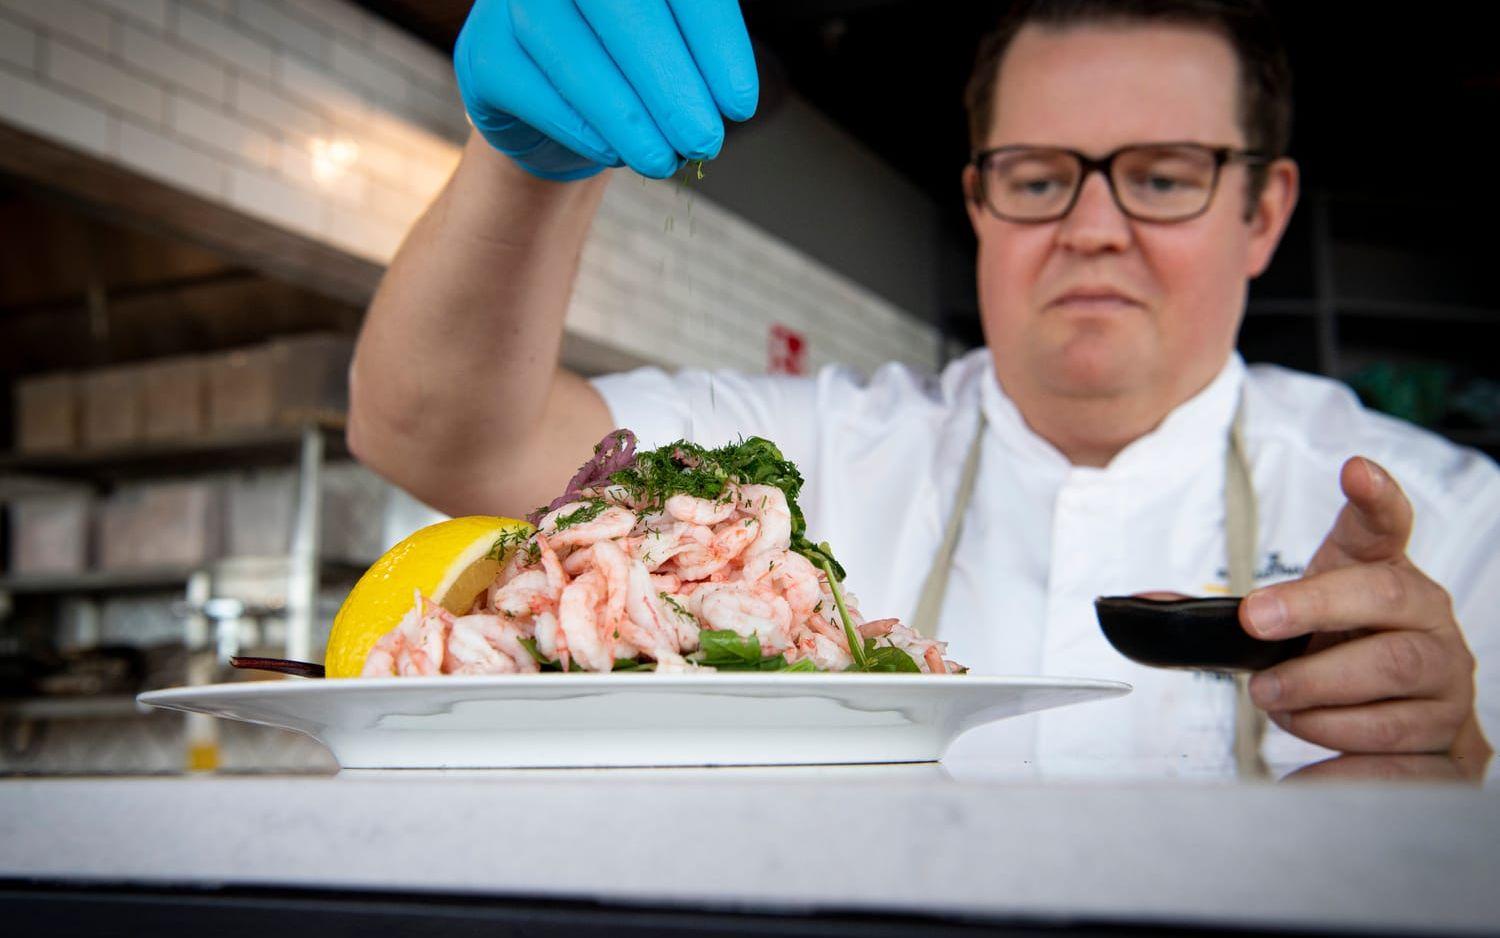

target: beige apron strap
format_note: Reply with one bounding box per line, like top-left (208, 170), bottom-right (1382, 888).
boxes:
top-left (913, 398), bottom-right (1264, 777)
top-left (1226, 399), bottom-right (1269, 779)
top-left (911, 414), bottom-right (985, 638)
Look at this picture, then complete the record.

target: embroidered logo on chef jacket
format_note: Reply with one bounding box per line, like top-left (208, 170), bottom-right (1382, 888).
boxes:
top-left (1202, 550), bottom-right (1306, 594)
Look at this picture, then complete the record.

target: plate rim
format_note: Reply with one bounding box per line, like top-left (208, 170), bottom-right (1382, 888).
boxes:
top-left (138, 672), bottom-right (1133, 707)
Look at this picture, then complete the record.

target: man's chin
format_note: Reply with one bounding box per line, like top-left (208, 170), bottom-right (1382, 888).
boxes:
top-left (1038, 349), bottom-right (1147, 400)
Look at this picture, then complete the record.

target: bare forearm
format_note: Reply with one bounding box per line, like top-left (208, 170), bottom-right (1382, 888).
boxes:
top-left (349, 132), bottom-right (610, 513)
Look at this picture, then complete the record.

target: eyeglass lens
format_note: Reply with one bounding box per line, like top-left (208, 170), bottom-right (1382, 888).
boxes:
top-left (984, 145), bottom-right (1221, 221)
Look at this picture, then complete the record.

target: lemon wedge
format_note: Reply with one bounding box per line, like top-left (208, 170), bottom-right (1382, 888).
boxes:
top-left (323, 515), bottom-right (532, 678)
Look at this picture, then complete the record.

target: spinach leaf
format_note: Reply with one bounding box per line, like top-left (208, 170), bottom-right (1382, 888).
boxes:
top-left (691, 629), bottom-right (802, 671)
top-left (862, 644), bottom-right (922, 673)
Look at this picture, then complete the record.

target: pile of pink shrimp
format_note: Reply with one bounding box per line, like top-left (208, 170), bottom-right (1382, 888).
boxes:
top-left (361, 483), bottom-right (960, 676)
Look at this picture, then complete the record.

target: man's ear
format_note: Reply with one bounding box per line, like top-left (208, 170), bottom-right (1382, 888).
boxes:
top-left (1245, 158), bottom-right (1300, 278)
top-left (962, 163), bottom-right (985, 238)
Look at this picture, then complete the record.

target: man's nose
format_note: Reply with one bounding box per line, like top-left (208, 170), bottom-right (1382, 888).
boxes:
top-left (1055, 170), bottom-right (1132, 253)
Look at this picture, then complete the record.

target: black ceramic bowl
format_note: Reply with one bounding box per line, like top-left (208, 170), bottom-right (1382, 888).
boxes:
top-left (1094, 595), bottom-right (1311, 672)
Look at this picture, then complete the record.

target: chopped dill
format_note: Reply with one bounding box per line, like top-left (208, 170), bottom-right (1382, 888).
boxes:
top-left (660, 593), bottom-right (695, 621)
top-left (487, 527), bottom-right (533, 562)
top-left (553, 498), bottom-right (607, 531)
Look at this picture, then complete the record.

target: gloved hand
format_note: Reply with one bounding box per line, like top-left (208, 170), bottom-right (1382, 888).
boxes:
top-left (455, 0), bottom-right (759, 182)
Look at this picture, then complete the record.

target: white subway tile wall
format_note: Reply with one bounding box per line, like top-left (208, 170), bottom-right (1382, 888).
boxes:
top-left (0, 0), bottom-right (938, 376)
top-left (0, 15), bottom-right (36, 69)
top-left (0, 63), bottom-right (111, 155)
top-left (118, 20), bottom-right (229, 103)
top-left (89, 0), bottom-right (169, 30)
top-left (115, 114), bottom-right (224, 197)
top-left (6, 0), bottom-right (110, 51)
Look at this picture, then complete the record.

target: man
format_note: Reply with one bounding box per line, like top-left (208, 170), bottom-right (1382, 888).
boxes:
top-left (348, 0), bottom-right (1496, 771)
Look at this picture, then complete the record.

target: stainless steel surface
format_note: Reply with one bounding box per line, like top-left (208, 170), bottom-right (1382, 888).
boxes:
top-left (2, 763), bottom-right (1495, 934)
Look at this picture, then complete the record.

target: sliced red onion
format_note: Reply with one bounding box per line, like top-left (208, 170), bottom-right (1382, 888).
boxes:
top-left (527, 429), bottom-right (638, 525)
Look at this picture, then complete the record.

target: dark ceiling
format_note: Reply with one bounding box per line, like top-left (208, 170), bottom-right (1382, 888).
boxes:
top-left (355, 0), bottom-right (1500, 251)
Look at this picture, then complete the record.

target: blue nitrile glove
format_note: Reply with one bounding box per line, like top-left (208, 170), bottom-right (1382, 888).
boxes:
top-left (455, 0), bottom-right (759, 182)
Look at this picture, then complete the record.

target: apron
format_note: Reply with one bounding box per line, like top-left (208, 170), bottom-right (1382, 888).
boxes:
top-left (911, 399), bottom-right (1269, 778)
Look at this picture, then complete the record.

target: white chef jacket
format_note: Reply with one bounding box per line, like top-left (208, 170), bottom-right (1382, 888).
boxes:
top-left (591, 349), bottom-right (1500, 771)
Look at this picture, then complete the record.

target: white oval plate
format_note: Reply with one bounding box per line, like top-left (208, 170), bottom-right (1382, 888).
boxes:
top-left (138, 673), bottom-right (1130, 769)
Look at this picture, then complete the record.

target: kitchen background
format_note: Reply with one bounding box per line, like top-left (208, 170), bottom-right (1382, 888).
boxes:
top-left (0, 0), bottom-right (1495, 774)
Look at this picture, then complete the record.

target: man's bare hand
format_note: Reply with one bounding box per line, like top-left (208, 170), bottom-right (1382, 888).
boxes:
top-left (1240, 457), bottom-right (1489, 757)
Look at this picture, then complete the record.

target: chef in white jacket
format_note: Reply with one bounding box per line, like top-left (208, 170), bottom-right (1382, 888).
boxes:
top-left (348, 0), bottom-right (1496, 773)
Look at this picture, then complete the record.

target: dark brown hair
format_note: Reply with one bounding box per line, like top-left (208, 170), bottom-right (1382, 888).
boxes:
top-left (963, 0), bottom-right (1292, 200)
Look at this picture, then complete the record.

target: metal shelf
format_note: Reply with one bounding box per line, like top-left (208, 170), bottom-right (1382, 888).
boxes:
top-left (2, 421), bottom-right (356, 685)
top-left (0, 419), bottom-right (347, 483)
top-left (0, 415), bottom-right (372, 737)
top-left (0, 558), bottom-right (366, 598)
top-left (0, 567), bottom-right (198, 596)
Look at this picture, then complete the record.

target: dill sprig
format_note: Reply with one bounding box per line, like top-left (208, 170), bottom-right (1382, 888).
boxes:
top-left (487, 527), bottom-right (537, 565)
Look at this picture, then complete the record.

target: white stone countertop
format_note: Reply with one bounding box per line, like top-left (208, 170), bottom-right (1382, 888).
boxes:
top-left (2, 759), bottom-right (1498, 934)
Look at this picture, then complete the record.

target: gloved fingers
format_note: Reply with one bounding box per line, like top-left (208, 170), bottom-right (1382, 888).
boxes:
top-left (513, 0), bottom-right (680, 178)
top-left (666, 0), bottom-right (759, 122)
top-left (456, 5), bottom-right (617, 170)
top-left (575, 0), bottom-right (725, 162)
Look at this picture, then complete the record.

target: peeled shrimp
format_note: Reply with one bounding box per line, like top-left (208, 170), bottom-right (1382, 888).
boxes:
top-left (797, 633), bottom-right (852, 671)
top-left (588, 539), bottom-right (635, 649)
top-left (627, 523), bottom-right (705, 571)
top-left (673, 519), bottom-right (758, 581)
top-left (562, 545), bottom-right (596, 577)
top-left (536, 533), bottom-right (570, 596)
top-left (588, 534), bottom-right (684, 666)
top-left (557, 569), bottom-right (614, 672)
top-left (534, 609), bottom-right (564, 663)
top-left (360, 455), bottom-right (964, 675)
top-left (543, 503), bottom-right (636, 550)
top-left (361, 594), bottom-right (450, 676)
top-left (735, 484), bottom-right (792, 563)
top-left (403, 594), bottom-right (451, 675)
top-left (361, 628), bottom-right (404, 677)
top-left (742, 549), bottom-right (822, 626)
top-left (664, 493), bottom-right (737, 526)
top-left (693, 584), bottom-right (794, 653)
top-left (880, 622), bottom-right (952, 674)
top-left (478, 614), bottom-right (539, 672)
top-left (805, 611), bottom-right (851, 651)
top-left (659, 592), bottom-right (700, 653)
top-left (445, 614), bottom-right (521, 674)
top-left (622, 555), bottom-right (689, 667)
top-left (489, 569), bottom-right (553, 621)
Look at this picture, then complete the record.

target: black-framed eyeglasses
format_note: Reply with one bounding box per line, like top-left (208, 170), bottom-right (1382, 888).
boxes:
top-left (969, 142), bottom-right (1271, 224)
